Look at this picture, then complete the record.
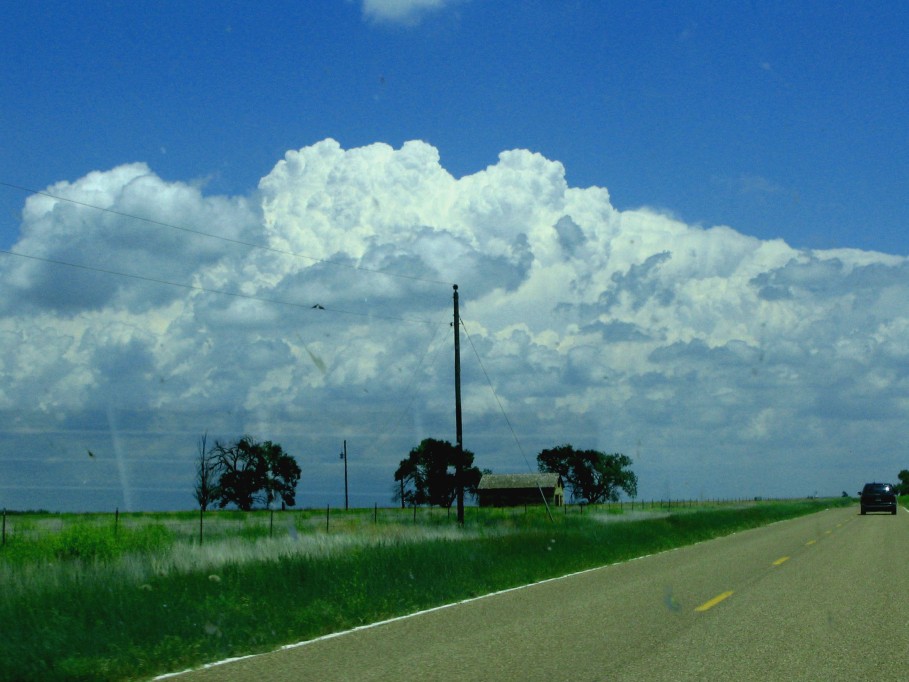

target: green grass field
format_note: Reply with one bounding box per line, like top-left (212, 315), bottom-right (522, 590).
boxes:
top-left (0, 498), bottom-right (853, 682)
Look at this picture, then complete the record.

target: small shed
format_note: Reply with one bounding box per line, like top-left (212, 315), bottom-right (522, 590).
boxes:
top-left (477, 473), bottom-right (564, 508)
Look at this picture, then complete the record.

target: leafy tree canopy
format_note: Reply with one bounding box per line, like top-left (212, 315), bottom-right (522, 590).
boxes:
top-left (205, 436), bottom-right (301, 511)
top-left (537, 444), bottom-right (638, 504)
top-left (895, 469), bottom-right (909, 496)
top-left (393, 438), bottom-right (481, 508)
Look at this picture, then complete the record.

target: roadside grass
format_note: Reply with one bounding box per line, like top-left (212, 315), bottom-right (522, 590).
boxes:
top-left (0, 498), bottom-right (850, 682)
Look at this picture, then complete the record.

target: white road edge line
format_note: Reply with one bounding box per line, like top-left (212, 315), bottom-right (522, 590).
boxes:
top-left (154, 553), bottom-right (637, 679)
top-left (152, 506), bottom-right (842, 680)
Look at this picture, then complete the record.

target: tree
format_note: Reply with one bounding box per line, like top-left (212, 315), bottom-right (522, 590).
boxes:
top-left (259, 440), bottom-right (302, 508)
top-left (896, 469), bottom-right (909, 496)
top-left (193, 432), bottom-right (220, 511)
top-left (537, 444), bottom-right (638, 504)
top-left (393, 451), bottom-right (422, 508)
top-left (211, 437), bottom-right (259, 511)
top-left (210, 436), bottom-right (301, 510)
top-left (393, 438), bottom-right (481, 508)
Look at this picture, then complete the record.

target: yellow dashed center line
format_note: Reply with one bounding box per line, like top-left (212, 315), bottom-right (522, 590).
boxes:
top-left (690, 517), bottom-right (845, 616)
top-left (695, 591), bottom-right (734, 612)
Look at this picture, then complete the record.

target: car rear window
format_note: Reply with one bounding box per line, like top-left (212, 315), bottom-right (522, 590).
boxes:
top-left (864, 484), bottom-right (892, 493)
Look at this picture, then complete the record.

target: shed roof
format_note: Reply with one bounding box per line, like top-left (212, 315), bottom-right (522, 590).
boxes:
top-left (477, 473), bottom-right (561, 490)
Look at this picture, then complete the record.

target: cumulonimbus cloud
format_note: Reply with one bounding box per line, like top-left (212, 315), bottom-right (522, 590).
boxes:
top-left (2, 138), bottom-right (907, 509)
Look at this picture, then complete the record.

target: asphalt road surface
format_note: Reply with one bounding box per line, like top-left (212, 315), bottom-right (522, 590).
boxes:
top-left (166, 505), bottom-right (908, 681)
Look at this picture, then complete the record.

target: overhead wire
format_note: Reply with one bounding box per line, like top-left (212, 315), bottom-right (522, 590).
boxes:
top-left (0, 180), bottom-right (455, 287)
top-left (0, 191), bottom-right (456, 499)
top-left (0, 177), bottom-right (455, 325)
top-left (354, 318), bottom-right (451, 470)
top-left (0, 177), bottom-right (458, 417)
top-left (0, 248), bottom-right (442, 326)
top-left (2, 181), bottom-right (548, 508)
top-left (459, 316), bottom-right (554, 518)
top-left (0, 197), bottom-right (548, 500)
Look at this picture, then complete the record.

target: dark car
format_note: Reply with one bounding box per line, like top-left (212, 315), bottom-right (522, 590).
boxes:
top-left (859, 483), bottom-right (897, 515)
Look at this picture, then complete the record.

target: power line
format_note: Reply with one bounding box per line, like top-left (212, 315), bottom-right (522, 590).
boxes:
top-left (0, 248), bottom-right (443, 326)
top-left (0, 180), bottom-right (454, 287)
top-left (354, 319), bottom-right (450, 463)
top-left (459, 315), bottom-right (554, 517)
top-left (459, 316), bottom-right (533, 471)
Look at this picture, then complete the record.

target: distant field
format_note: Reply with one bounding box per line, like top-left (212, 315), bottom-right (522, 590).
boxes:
top-left (0, 498), bottom-right (852, 682)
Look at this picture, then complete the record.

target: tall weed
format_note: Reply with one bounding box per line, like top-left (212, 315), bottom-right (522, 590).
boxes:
top-left (0, 499), bottom-right (848, 681)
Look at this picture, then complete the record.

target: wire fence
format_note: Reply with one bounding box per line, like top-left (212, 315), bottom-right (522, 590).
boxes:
top-left (0, 497), bottom-right (796, 549)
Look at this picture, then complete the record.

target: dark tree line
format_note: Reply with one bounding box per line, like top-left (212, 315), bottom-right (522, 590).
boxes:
top-left (896, 470), bottom-right (909, 496)
top-left (194, 434), bottom-right (301, 511)
top-left (537, 444), bottom-right (638, 504)
top-left (393, 438), bottom-right (483, 508)
top-left (392, 437), bottom-right (637, 508)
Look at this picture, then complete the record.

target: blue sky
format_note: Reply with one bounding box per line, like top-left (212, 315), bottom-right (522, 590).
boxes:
top-left (4, 1), bottom-right (906, 252)
top-left (1, 1), bottom-right (908, 511)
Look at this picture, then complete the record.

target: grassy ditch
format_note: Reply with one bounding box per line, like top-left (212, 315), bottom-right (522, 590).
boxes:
top-left (0, 498), bottom-right (849, 681)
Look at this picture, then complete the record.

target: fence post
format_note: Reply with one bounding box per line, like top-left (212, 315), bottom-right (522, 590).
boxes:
top-left (199, 507), bottom-right (204, 546)
top-left (326, 504), bottom-right (330, 532)
top-left (270, 508), bottom-right (274, 538)
top-left (374, 503), bottom-right (378, 524)
top-left (2, 508), bottom-right (5, 546)
top-left (114, 507), bottom-right (119, 536)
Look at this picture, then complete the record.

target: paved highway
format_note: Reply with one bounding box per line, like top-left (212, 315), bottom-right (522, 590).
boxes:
top-left (167, 506), bottom-right (908, 681)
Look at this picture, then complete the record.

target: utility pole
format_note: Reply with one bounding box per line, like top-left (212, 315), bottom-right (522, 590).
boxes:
top-left (453, 285), bottom-right (464, 524)
top-left (339, 440), bottom-right (349, 511)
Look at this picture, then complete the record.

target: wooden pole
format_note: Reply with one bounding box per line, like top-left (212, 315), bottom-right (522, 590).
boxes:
top-left (342, 440), bottom-right (349, 511)
top-left (453, 285), bottom-right (464, 525)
